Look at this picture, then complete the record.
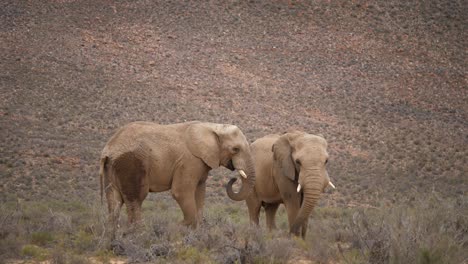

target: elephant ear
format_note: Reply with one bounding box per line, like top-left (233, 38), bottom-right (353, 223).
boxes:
top-left (185, 123), bottom-right (220, 169)
top-left (272, 134), bottom-right (296, 181)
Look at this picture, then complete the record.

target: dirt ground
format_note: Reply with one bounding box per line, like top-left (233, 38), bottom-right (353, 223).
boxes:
top-left (1, 0), bottom-right (467, 206)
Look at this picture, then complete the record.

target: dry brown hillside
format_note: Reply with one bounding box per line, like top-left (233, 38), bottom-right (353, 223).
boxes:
top-left (0, 1), bottom-right (467, 263)
top-left (1, 0), bottom-right (466, 204)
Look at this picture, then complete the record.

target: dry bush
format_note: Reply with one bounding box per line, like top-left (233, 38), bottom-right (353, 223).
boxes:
top-left (261, 236), bottom-right (295, 263)
top-left (303, 207), bottom-right (355, 263)
top-left (0, 199), bottom-right (109, 262)
top-left (0, 202), bottom-right (31, 260)
top-left (345, 194), bottom-right (467, 264)
top-left (107, 201), bottom-right (301, 263)
top-left (2, 194), bottom-right (465, 263)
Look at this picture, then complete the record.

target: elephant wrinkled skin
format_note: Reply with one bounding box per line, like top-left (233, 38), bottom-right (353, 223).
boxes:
top-left (235, 131), bottom-right (334, 238)
top-left (100, 121), bottom-right (255, 239)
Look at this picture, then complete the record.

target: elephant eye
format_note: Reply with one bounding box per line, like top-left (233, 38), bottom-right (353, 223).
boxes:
top-left (232, 147), bottom-right (240, 153)
top-left (325, 159), bottom-right (328, 165)
top-left (295, 159), bottom-right (301, 166)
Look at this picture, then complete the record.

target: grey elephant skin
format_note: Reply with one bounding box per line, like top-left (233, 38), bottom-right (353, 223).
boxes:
top-left (100, 121), bottom-right (255, 239)
top-left (232, 131), bottom-right (334, 238)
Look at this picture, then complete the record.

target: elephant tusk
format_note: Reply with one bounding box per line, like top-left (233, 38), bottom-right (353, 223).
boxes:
top-left (238, 170), bottom-right (247, 179)
top-left (297, 184), bottom-right (301, 192)
top-left (328, 181), bottom-right (336, 189)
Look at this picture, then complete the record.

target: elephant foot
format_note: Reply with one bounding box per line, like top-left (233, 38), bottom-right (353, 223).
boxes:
top-left (289, 224), bottom-right (302, 237)
top-left (122, 222), bottom-right (144, 238)
top-left (180, 219), bottom-right (198, 229)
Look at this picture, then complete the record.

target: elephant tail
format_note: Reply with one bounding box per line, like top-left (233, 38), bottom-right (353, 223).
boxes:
top-left (99, 156), bottom-right (109, 204)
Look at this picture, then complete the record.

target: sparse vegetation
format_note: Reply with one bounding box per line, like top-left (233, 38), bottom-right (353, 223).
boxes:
top-left (1, 0), bottom-right (466, 262)
top-left (0, 194), bottom-right (466, 263)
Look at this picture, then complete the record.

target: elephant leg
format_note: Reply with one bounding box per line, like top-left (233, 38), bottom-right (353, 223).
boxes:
top-left (284, 199), bottom-right (300, 233)
top-left (121, 185), bottom-right (148, 228)
top-left (195, 181), bottom-right (206, 224)
top-left (119, 184), bottom-right (147, 236)
top-left (171, 174), bottom-right (198, 228)
top-left (106, 186), bottom-right (123, 241)
top-left (124, 199), bottom-right (144, 225)
top-left (113, 153), bottom-right (148, 227)
top-left (172, 190), bottom-right (198, 227)
top-left (246, 194), bottom-right (261, 226)
top-left (119, 198), bottom-right (145, 238)
top-left (264, 203), bottom-right (280, 231)
top-left (171, 160), bottom-right (210, 228)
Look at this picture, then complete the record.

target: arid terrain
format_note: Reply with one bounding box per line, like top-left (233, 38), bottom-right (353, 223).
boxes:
top-left (1, 0), bottom-right (467, 263)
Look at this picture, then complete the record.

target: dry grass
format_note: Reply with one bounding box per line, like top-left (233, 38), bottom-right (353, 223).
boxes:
top-left (305, 195), bottom-right (468, 264)
top-left (1, 193), bottom-right (466, 263)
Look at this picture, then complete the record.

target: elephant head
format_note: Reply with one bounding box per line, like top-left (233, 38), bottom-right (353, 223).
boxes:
top-left (186, 122), bottom-right (255, 201)
top-left (272, 131), bottom-right (335, 236)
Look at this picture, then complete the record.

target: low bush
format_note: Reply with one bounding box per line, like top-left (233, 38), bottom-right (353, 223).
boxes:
top-left (345, 195), bottom-right (467, 264)
top-left (177, 246), bottom-right (212, 263)
top-left (21, 244), bottom-right (48, 261)
top-left (31, 231), bottom-right (54, 246)
top-left (73, 230), bottom-right (95, 253)
top-left (1, 194), bottom-right (465, 263)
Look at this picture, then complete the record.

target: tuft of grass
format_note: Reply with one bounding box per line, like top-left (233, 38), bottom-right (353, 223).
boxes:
top-left (418, 248), bottom-right (444, 264)
top-left (177, 246), bottom-right (212, 263)
top-left (31, 231), bottom-right (54, 246)
top-left (73, 230), bottom-right (95, 253)
top-left (21, 244), bottom-right (49, 261)
top-left (340, 248), bottom-right (366, 264)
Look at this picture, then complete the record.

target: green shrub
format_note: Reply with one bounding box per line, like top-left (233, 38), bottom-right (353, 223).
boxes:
top-left (31, 231), bottom-right (54, 246)
top-left (0, 232), bottom-right (23, 260)
top-left (340, 248), bottom-right (366, 264)
top-left (21, 244), bottom-right (48, 260)
top-left (177, 246), bottom-right (212, 263)
top-left (418, 248), bottom-right (444, 264)
top-left (73, 230), bottom-right (95, 253)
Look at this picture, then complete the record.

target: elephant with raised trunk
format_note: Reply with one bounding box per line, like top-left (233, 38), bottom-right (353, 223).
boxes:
top-left (231, 131), bottom-right (334, 238)
top-left (100, 121), bottom-right (255, 239)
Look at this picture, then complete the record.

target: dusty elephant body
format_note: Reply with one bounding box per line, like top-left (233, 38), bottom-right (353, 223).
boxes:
top-left (100, 121), bottom-right (255, 238)
top-left (233, 132), bottom-right (334, 238)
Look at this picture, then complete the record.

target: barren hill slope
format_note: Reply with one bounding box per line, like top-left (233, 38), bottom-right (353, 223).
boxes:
top-left (1, 0), bottom-right (466, 205)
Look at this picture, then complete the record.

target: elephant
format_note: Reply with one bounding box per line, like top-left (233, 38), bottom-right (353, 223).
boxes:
top-left (99, 121), bottom-right (255, 239)
top-left (228, 131), bottom-right (335, 238)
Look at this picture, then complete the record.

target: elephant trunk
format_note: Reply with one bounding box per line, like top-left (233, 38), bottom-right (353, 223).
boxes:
top-left (290, 173), bottom-right (323, 236)
top-left (226, 156), bottom-right (256, 201)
